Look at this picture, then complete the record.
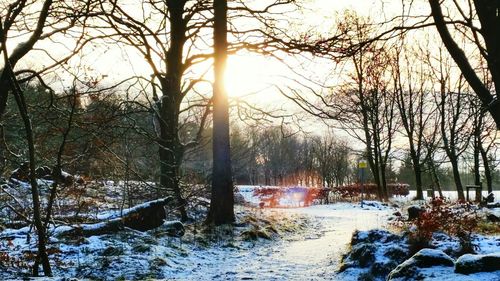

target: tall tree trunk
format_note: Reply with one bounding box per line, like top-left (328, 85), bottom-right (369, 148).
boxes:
top-left (368, 156), bottom-right (383, 201)
top-left (0, 124), bottom-right (6, 174)
top-left (439, 88), bottom-right (465, 201)
top-left (5, 62), bottom-right (52, 276)
top-left (479, 146), bottom-right (493, 200)
top-left (473, 139), bottom-right (481, 186)
top-left (363, 121), bottom-right (382, 200)
top-left (0, 78), bottom-right (10, 121)
top-left (158, 101), bottom-right (187, 221)
top-left (413, 159), bottom-right (424, 200)
top-left (428, 160), bottom-right (444, 198)
top-left (380, 167), bottom-right (389, 201)
top-left (207, 0), bottom-right (234, 225)
top-left (450, 158), bottom-right (465, 201)
top-left (472, 109), bottom-right (482, 187)
top-left (429, 0), bottom-right (500, 128)
top-left (158, 0), bottom-right (188, 222)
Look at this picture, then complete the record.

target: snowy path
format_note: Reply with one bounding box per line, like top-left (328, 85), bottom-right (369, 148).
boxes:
top-left (179, 204), bottom-right (390, 280)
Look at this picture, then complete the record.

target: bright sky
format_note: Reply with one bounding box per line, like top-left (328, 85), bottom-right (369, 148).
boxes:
top-left (223, 0), bottom-right (415, 98)
top-left (12, 0), bottom-right (429, 133)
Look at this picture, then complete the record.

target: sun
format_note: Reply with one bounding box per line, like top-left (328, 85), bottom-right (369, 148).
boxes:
top-left (224, 55), bottom-right (273, 98)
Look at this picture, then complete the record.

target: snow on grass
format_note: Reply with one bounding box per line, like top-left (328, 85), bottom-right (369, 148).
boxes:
top-left (399, 266), bottom-right (500, 281)
top-left (397, 190), bottom-right (500, 202)
top-left (1, 185), bottom-right (498, 280)
top-left (0, 201), bottom-right (394, 280)
top-left (337, 229), bottom-right (500, 281)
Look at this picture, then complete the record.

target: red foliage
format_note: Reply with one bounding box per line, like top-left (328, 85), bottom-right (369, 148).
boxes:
top-left (0, 240), bottom-right (31, 270)
top-left (405, 198), bottom-right (479, 254)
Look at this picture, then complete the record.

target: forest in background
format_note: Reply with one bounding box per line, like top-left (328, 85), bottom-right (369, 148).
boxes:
top-left (3, 85), bottom-right (500, 193)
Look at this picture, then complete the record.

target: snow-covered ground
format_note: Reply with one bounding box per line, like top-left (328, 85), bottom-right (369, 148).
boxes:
top-left (403, 190), bottom-right (500, 201)
top-left (0, 201), bottom-right (393, 280)
top-left (238, 185), bottom-right (500, 205)
top-left (1, 185), bottom-right (499, 280)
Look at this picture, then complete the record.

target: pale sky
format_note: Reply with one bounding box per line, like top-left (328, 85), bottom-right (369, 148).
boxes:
top-left (9, 0), bottom-right (433, 138)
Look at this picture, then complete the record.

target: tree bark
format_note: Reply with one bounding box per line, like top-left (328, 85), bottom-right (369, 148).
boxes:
top-left (158, 98), bottom-right (187, 221)
top-left (429, 0), bottom-right (500, 128)
top-left (207, 0), bottom-right (235, 225)
top-left (473, 138), bottom-right (481, 186)
top-left (479, 145), bottom-right (493, 199)
top-left (439, 85), bottom-right (466, 201)
top-left (412, 154), bottom-right (424, 200)
top-left (450, 159), bottom-right (465, 200)
top-left (0, 0), bottom-right (54, 120)
top-left (5, 63), bottom-right (52, 277)
top-left (157, 0), bottom-right (189, 222)
top-left (428, 160), bottom-right (444, 198)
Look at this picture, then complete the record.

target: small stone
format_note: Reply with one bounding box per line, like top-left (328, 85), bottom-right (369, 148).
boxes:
top-left (407, 205), bottom-right (424, 220)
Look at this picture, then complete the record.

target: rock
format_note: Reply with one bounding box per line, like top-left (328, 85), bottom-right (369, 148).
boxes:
top-left (411, 248), bottom-right (455, 267)
top-left (486, 202), bottom-right (500, 209)
top-left (393, 211), bottom-right (402, 217)
top-left (387, 249), bottom-right (454, 280)
top-left (455, 252), bottom-right (500, 274)
top-left (234, 192), bottom-right (245, 204)
top-left (9, 162), bottom-right (29, 182)
top-left (160, 221), bottom-right (185, 237)
top-left (486, 212), bottom-right (500, 223)
top-left (384, 245), bottom-right (409, 263)
top-left (37, 166), bottom-right (52, 179)
top-left (407, 205), bottom-right (424, 220)
top-left (345, 243), bottom-right (376, 267)
top-left (371, 260), bottom-right (399, 276)
top-left (351, 229), bottom-right (401, 245)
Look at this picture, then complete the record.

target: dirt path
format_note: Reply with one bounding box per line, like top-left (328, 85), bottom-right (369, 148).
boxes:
top-left (182, 204), bottom-right (391, 280)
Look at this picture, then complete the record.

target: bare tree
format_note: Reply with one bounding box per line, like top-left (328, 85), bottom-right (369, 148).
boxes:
top-left (0, 0), bottom-right (102, 175)
top-left (207, 0), bottom-right (234, 225)
top-left (279, 13), bottom-right (399, 201)
top-left (470, 93), bottom-right (498, 199)
top-left (0, 44), bottom-right (52, 276)
top-left (428, 0), bottom-right (500, 128)
top-left (98, 0), bottom-right (217, 221)
top-left (432, 50), bottom-right (472, 200)
top-left (392, 44), bottom-right (441, 200)
top-left (312, 133), bottom-right (350, 188)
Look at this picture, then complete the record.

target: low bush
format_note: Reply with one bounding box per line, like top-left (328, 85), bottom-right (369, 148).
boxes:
top-left (333, 183), bottom-right (409, 200)
top-left (401, 198), bottom-right (479, 255)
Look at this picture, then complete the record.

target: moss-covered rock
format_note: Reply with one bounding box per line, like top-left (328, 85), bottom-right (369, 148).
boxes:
top-left (387, 249), bottom-right (454, 280)
top-left (455, 252), bottom-right (500, 274)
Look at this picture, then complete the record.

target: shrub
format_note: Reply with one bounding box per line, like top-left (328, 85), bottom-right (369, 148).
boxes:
top-left (333, 183), bottom-right (409, 200)
top-left (403, 198), bottom-right (479, 255)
